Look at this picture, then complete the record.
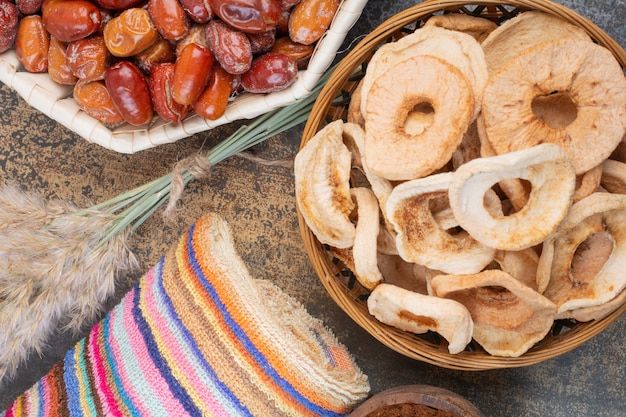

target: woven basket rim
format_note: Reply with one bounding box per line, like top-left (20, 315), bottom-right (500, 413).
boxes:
top-left (0, 0), bottom-right (369, 154)
top-left (297, 0), bottom-right (626, 370)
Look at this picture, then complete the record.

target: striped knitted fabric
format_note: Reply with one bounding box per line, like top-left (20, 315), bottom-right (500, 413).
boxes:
top-left (4, 213), bottom-right (370, 416)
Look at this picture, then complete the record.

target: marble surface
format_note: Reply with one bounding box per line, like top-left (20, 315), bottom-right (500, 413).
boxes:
top-left (1, 1), bottom-right (625, 415)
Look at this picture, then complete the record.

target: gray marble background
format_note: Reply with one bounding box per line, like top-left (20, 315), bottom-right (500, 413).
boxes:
top-left (1, 1), bottom-right (625, 415)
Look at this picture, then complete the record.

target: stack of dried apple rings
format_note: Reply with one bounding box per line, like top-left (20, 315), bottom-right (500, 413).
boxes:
top-left (295, 11), bottom-right (626, 358)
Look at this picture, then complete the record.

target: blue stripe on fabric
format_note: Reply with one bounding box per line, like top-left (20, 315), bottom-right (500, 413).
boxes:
top-left (37, 378), bottom-right (45, 417)
top-left (63, 342), bottom-right (84, 417)
top-left (131, 260), bottom-right (202, 417)
top-left (185, 223), bottom-right (343, 417)
top-left (102, 305), bottom-right (142, 417)
top-left (151, 255), bottom-right (251, 416)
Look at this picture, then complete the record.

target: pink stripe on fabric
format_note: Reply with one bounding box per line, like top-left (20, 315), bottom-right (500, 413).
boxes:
top-left (5, 402), bottom-right (15, 417)
top-left (115, 272), bottom-right (189, 416)
top-left (40, 377), bottom-right (51, 416)
top-left (141, 261), bottom-right (229, 416)
top-left (88, 321), bottom-right (124, 417)
top-left (108, 290), bottom-right (170, 416)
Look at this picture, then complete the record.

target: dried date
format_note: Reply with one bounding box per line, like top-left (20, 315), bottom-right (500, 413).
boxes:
top-left (248, 28), bottom-right (275, 55)
top-left (172, 42), bottom-right (213, 105)
top-left (134, 35), bottom-right (176, 74)
top-left (205, 19), bottom-right (252, 75)
top-left (149, 62), bottom-right (191, 122)
top-left (193, 64), bottom-right (235, 120)
top-left (105, 60), bottom-right (153, 125)
top-left (48, 36), bottom-right (77, 84)
top-left (210, 0), bottom-right (280, 34)
top-left (103, 8), bottom-right (158, 57)
top-left (0, 0), bottom-right (19, 53)
top-left (93, 0), bottom-right (144, 11)
top-left (288, 0), bottom-right (338, 45)
top-left (276, 0), bottom-right (300, 8)
top-left (15, 15), bottom-right (49, 73)
top-left (179, 0), bottom-right (213, 23)
top-left (148, 0), bottom-right (190, 42)
top-left (240, 52), bottom-right (296, 93)
top-left (16, 0), bottom-right (43, 15)
top-left (271, 36), bottom-right (312, 68)
top-left (74, 78), bottom-right (124, 124)
top-left (67, 35), bottom-right (109, 80)
top-left (42, 0), bottom-right (102, 43)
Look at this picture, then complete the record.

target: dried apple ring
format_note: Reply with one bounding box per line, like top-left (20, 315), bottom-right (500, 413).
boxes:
top-left (294, 120), bottom-right (355, 248)
top-left (482, 38), bottom-right (626, 175)
top-left (350, 187), bottom-right (383, 291)
top-left (364, 55), bottom-right (474, 181)
top-left (360, 26), bottom-right (487, 121)
top-left (539, 192), bottom-right (626, 316)
top-left (386, 172), bottom-right (496, 275)
top-left (367, 283), bottom-right (473, 354)
top-left (431, 270), bottom-right (556, 358)
top-left (449, 143), bottom-right (576, 251)
top-left (600, 159), bottom-right (626, 194)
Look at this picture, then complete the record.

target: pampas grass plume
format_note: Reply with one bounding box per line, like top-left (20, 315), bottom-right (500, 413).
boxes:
top-left (0, 185), bottom-right (138, 381)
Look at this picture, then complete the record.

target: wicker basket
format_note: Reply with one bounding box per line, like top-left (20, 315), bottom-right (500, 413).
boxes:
top-left (0, 0), bottom-right (367, 154)
top-left (297, 0), bottom-right (626, 370)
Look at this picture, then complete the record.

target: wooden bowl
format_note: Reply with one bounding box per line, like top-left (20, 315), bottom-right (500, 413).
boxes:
top-left (349, 385), bottom-right (485, 417)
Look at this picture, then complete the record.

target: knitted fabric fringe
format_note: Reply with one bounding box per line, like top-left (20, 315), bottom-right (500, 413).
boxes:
top-left (4, 213), bottom-right (370, 416)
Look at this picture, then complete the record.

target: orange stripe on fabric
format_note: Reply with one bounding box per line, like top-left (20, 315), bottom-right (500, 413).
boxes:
top-left (183, 216), bottom-right (327, 415)
top-left (165, 235), bottom-right (282, 416)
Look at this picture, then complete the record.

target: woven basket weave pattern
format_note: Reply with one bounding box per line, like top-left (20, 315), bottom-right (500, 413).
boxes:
top-left (298, 0), bottom-right (626, 371)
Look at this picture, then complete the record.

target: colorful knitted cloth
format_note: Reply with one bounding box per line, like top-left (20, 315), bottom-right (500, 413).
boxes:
top-left (4, 213), bottom-right (370, 416)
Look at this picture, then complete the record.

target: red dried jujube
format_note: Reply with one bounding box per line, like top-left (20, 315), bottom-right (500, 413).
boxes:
top-left (240, 52), bottom-right (297, 93)
top-left (105, 60), bottom-right (154, 125)
top-left (150, 62), bottom-right (191, 123)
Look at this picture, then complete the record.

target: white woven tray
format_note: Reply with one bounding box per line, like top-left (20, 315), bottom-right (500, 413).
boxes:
top-left (0, 0), bottom-right (368, 154)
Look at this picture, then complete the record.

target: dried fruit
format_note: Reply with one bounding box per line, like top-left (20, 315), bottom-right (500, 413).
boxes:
top-left (193, 65), bottom-right (236, 120)
top-left (288, 0), bottom-right (338, 45)
top-left (0, 0), bottom-right (19, 53)
top-left (210, 0), bottom-right (280, 34)
top-left (247, 28), bottom-right (276, 54)
top-left (148, 0), bottom-right (190, 42)
top-left (172, 42), bottom-right (214, 105)
top-left (277, 0), bottom-right (300, 7)
top-left (92, 0), bottom-right (144, 11)
top-left (134, 35), bottom-right (176, 74)
top-left (105, 60), bottom-right (154, 125)
top-left (205, 19), bottom-right (252, 75)
top-left (179, 0), bottom-right (213, 23)
top-left (42, 0), bottom-right (102, 42)
top-left (73, 78), bottom-right (124, 124)
top-left (175, 23), bottom-right (208, 55)
top-left (149, 63), bottom-right (191, 123)
top-left (240, 52), bottom-right (297, 93)
top-left (15, 15), bottom-right (49, 73)
top-left (103, 8), bottom-right (158, 57)
top-left (66, 35), bottom-right (108, 80)
top-left (271, 36), bottom-right (313, 68)
top-left (48, 36), bottom-right (77, 85)
top-left (16, 0), bottom-right (43, 15)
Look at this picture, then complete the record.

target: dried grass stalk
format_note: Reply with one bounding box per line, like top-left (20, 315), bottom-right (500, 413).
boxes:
top-left (0, 185), bottom-right (138, 381)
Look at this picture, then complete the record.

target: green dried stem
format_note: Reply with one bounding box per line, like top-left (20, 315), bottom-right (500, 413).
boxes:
top-left (76, 66), bottom-right (336, 245)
